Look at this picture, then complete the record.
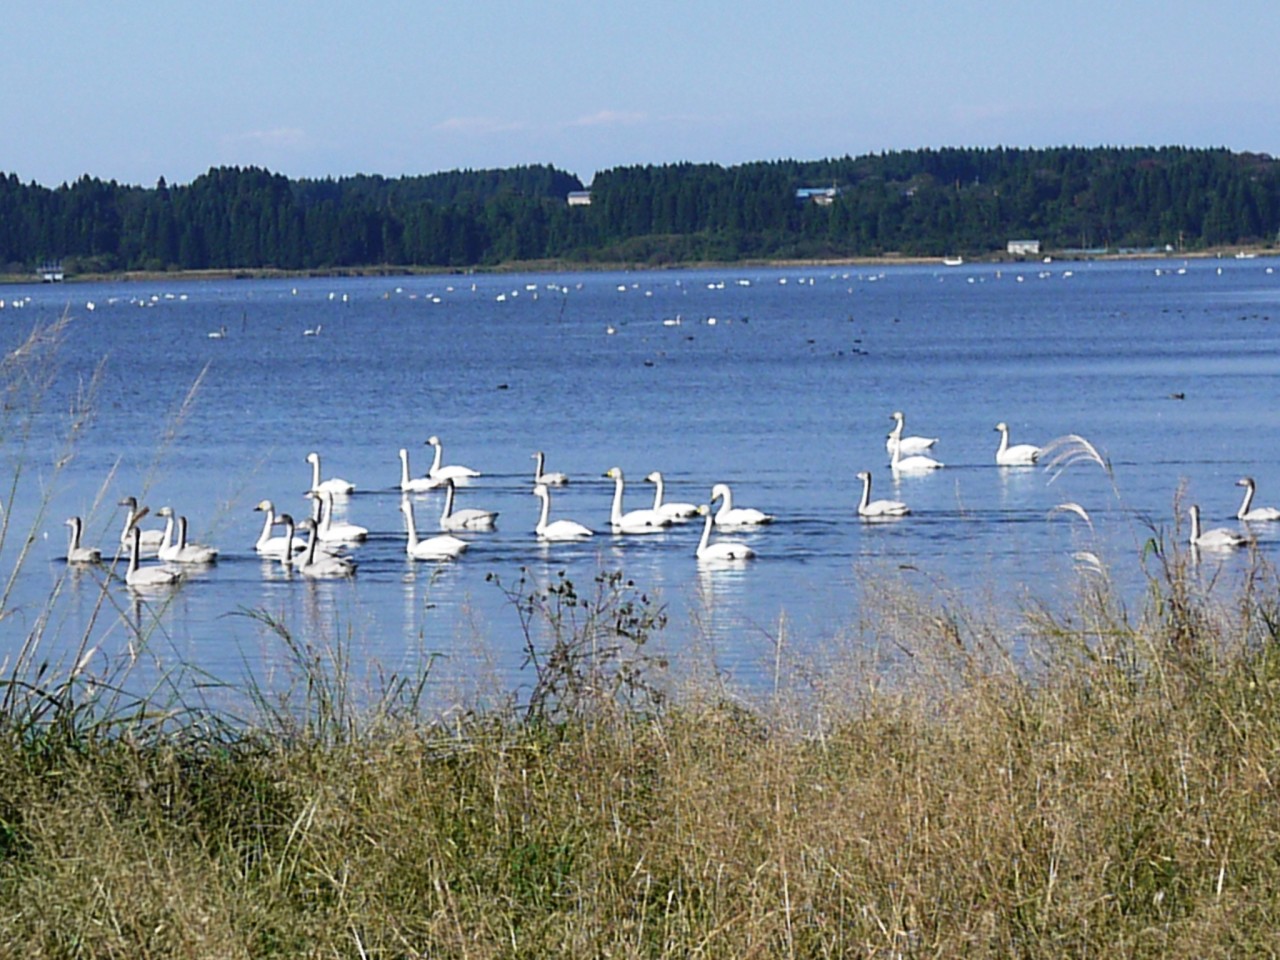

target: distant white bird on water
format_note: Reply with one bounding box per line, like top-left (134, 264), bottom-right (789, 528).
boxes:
top-left (306, 451), bottom-right (355, 496)
top-left (124, 525), bottom-right (181, 588)
top-left (532, 450), bottom-right (569, 486)
top-left (885, 411), bottom-right (938, 458)
top-left (645, 471), bottom-right (699, 521)
top-left (855, 470), bottom-right (910, 518)
top-left (425, 435), bottom-right (481, 485)
top-left (709, 482), bottom-right (774, 527)
top-left (1235, 477), bottom-right (1280, 521)
top-left (64, 517), bottom-right (101, 564)
top-left (604, 467), bottom-right (672, 533)
top-left (398, 447), bottom-right (437, 493)
top-left (695, 504), bottom-right (755, 561)
top-left (1189, 504), bottom-right (1248, 550)
top-left (400, 496), bottom-right (469, 560)
top-left (439, 478), bottom-right (497, 531)
top-left (889, 439), bottom-right (944, 474)
top-left (532, 484), bottom-right (593, 541)
top-left (994, 421), bottom-right (1041, 466)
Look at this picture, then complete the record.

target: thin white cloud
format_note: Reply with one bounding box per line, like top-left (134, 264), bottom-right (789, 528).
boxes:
top-left (434, 116), bottom-right (531, 135)
top-left (564, 110), bottom-right (647, 129)
top-left (225, 127), bottom-right (310, 149)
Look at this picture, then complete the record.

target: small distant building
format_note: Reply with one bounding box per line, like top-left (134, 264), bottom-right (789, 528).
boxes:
top-left (1006, 239), bottom-right (1041, 257)
top-left (795, 186), bottom-right (842, 207)
top-left (567, 190), bottom-right (592, 207)
top-left (37, 260), bottom-right (64, 282)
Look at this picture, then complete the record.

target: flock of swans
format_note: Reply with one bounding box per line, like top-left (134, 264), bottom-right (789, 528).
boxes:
top-left (65, 409), bottom-right (1278, 588)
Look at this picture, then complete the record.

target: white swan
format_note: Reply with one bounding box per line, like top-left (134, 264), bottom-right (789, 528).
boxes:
top-left (709, 482), bottom-right (774, 527)
top-left (253, 499), bottom-right (306, 557)
top-left (533, 484), bottom-right (593, 540)
top-left (1189, 504), bottom-right (1249, 550)
top-left (532, 450), bottom-right (569, 486)
top-left (118, 496), bottom-right (165, 553)
top-left (889, 439), bottom-right (944, 474)
top-left (64, 517), bottom-right (101, 564)
top-left (401, 496), bottom-right (469, 559)
top-left (155, 508), bottom-right (218, 563)
top-left (291, 517), bottom-right (358, 578)
top-left (696, 505), bottom-right (755, 561)
top-left (994, 421), bottom-right (1041, 465)
top-left (425, 435), bottom-right (480, 485)
top-left (439, 478), bottom-right (497, 531)
top-left (886, 411), bottom-right (938, 457)
top-left (604, 467), bottom-right (672, 533)
top-left (398, 447), bottom-right (437, 493)
top-left (307, 489), bottom-right (369, 542)
top-left (645, 471), bottom-right (700, 521)
top-left (124, 525), bottom-right (181, 588)
top-left (306, 451), bottom-right (355, 496)
top-left (855, 470), bottom-right (910, 518)
top-left (1236, 477), bottom-right (1280, 521)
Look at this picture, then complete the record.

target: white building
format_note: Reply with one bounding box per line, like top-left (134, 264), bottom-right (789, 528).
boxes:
top-left (1006, 239), bottom-right (1041, 257)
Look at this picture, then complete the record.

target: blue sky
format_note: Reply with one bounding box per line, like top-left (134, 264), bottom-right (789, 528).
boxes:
top-left (6, 1), bottom-right (1278, 188)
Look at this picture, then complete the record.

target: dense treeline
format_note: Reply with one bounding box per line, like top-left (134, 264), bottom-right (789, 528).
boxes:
top-left (2, 146), bottom-right (1278, 273)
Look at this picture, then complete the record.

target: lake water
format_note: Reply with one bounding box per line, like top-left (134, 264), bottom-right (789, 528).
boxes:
top-left (5, 258), bottom-right (1280, 706)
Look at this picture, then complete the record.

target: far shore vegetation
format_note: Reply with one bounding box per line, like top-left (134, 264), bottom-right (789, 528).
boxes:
top-left (4, 146), bottom-right (1280, 282)
top-left (2, 311), bottom-right (1280, 954)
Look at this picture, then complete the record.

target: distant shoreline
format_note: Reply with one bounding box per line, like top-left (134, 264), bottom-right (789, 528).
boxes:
top-left (5, 245), bottom-right (1276, 285)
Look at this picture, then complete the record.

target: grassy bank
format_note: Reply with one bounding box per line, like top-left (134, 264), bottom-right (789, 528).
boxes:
top-left (2, 549), bottom-right (1280, 958)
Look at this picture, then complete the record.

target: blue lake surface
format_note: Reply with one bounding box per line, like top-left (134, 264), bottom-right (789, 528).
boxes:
top-left (4, 258), bottom-right (1280, 704)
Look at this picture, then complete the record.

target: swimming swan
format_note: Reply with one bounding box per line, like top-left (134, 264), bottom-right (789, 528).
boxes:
top-left (253, 499), bottom-right (307, 557)
top-left (886, 411), bottom-right (938, 457)
top-left (124, 525), bottom-right (181, 588)
top-left (1189, 504), bottom-right (1249, 550)
top-left (307, 490), bottom-right (369, 542)
top-left (709, 482), bottom-right (774, 527)
top-left (398, 447), bottom-right (437, 493)
top-left (401, 496), bottom-right (469, 559)
top-left (533, 483), bottom-right (593, 540)
top-left (64, 517), bottom-right (101, 564)
top-left (644, 471), bottom-right (700, 521)
top-left (994, 422), bottom-right (1041, 466)
top-left (306, 451), bottom-right (355, 496)
top-left (155, 508), bottom-right (218, 563)
top-left (1236, 477), bottom-right (1280, 521)
top-left (695, 504), bottom-right (755, 561)
top-left (604, 467), bottom-right (672, 533)
top-left (118, 496), bottom-right (165, 553)
top-left (888, 439), bottom-right (944, 474)
top-left (855, 470), bottom-right (910, 518)
top-left (439, 478), bottom-right (497, 531)
top-left (425, 435), bottom-right (480, 485)
top-left (291, 517), bottom-right (358, 578)
top-left (532, 451), bottom-right (569, 486)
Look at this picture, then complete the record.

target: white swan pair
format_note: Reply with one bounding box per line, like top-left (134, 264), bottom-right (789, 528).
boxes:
top-left (306, 490), bottom-right (369, 542)
top-left (154, 507), bottom-right (219, 564)
top-left (118, 496), bottom-right (165, 553)
top-left (273, 513), bottom-right (358, 578)
top-left (604, 467), bottom-right (672, 533)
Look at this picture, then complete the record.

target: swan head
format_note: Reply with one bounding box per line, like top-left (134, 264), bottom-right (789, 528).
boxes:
top-left (890, 411), bottom-right (904, 421)
top-left (426, 435), bottom-right (442, 447)
top-left (118, 495), bottom-right (139, 510)
top-left (994, 422), bottom-right (1009, 433)
top-left (604, 467), bottom-right (623, 480)
top-left (1237, 477), bottom-right (1255, 489)
top-left (855, 470), bottom-right (871, 482)
top-left (156, 506), bottom-right (174, 518)
top-left (296, 517), bottom-right (316, 533)
top-left (253, 499), bottom-right (274, 512)
top-left (710, 483), bottom-right (730, 502)
top-left (306, 452), bottom-right (320, 464)
top-left (532, 483), bottom-right (550, 499)
top-left (644, 471), bottom-right (662, 483)
top-left (697, 504), bottom-right (711, 517)
top-left (275, 513), bottom-right (295, 528)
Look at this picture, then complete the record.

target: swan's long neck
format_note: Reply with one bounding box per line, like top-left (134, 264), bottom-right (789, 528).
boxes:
top-left (610, 475), bottom-right (625, 524)
top-left (403, 501), bottom-right (419, 548)
top-left (996, 427), bottom-right (1010, 457)
top-left (177, 516), bottom-right (189, 550)
top-left (1239, 482), bottom-right (1256, 519)
top-left (650, 474), bottom-right (665, 511)
top-left (442, 481), bottom-right (456, 522)
top-left (536, 489), bottom-right (551, 531)
top-left (280, 518), bottom-right (296, 566)
top-left (68, 519), bottom-right (81, 553)
top-left (429, 442), bottom-right (443, 475)
top-left (400, 450), bottom-right (411, 486)
top-left (160, 514), bottom-right (175, 551)
top-left (1189, 506), bottom-right (1202, 542)
top-left (309, 456), bottom-right (322, 491)
top-left (314, 493), bottom-right (332, 533)
top-left (128, 528), bottom-right (140, 575)
top-left (858, 475), bottom-right (872, 512)
top-left (889, 417), bottom-right (903, 441)
top-left (303, 523), bottom-right (319, 566)
top-left (256, 507), bottom-right (275, 549)
top-left (698, 511), bottom-right (713, 554)
top-left (533, 452), bottom-right (545, 481)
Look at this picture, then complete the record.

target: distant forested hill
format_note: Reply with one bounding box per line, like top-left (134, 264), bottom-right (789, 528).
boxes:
top-left (2, 147), bottom-right (1277, 274)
